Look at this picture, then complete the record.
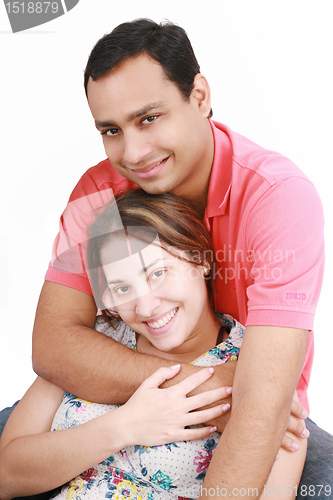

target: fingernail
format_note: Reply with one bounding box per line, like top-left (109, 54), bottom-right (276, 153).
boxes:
top-left (208, 367), bottom-right (214, 373)
top-left (275, 454), bottom-right (279, 461)
top-left (170, 364), bottom-right (180, 369)
top-left (301, 409), bottom-right (308, 419)
top-left (226, 387), bottom-right (233, 395)
top-left (291, 442), bottom-right (300, 452)
top-left (210, 426), bottom-right (217, 433)
top-left (302, 428), bottom-right (310, 438)
top-left (222, 404), bottom-right (231, 412)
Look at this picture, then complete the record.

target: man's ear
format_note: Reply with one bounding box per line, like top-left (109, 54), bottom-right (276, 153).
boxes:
top-left (191, 73), bottom-right (212, 118)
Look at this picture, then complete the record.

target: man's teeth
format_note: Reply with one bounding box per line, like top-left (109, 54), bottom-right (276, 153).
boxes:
top-left (147, 308), bottom-right (177, 329)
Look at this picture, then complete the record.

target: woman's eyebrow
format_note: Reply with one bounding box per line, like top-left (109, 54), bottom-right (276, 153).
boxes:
top-left (106, 257), bottom-right (165, 285)
top-left (107, 278), bottom-right (124, 286)
top-left (140, 258), bottom-right (164, 274)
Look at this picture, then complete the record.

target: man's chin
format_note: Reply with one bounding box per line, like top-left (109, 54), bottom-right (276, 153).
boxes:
top-left (135, 181), bottom-right (175, 196)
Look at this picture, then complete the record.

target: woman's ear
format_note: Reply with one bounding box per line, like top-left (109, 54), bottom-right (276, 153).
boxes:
top-left (191, 73), bottom-right (212, 118)
top-left (201, 261), bottom-right (211, 276)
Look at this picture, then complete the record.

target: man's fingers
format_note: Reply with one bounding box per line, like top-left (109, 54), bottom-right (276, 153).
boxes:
top-left (287, 415), bottom-right (310, 439)
top-left (280, 423), bottom-right (309, 453)
top-left (280, 434), bottom-right (301, 452)
top-left (290, 398), bottom-right (308, 419)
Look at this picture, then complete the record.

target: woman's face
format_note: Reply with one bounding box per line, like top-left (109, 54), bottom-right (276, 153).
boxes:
top-left (100, 234), bottom-right (212, 355)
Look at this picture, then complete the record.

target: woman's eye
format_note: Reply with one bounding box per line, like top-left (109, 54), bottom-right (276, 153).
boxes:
top-left (150, 269), bottom-right (165, 280)
top-left (113, 285), bottom-right (131, 295)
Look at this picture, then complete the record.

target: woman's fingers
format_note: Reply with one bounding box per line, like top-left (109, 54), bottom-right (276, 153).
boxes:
top-left (179, 424), bottom-right (219, 441)
top-left (170, 366), bottom-right (216, 395)
top-left (184, 402), bottom-right (231, 427)
top-left (139, 365), bottom-right (181, 389)
top-left (186, 386), bottom-right (232, 412)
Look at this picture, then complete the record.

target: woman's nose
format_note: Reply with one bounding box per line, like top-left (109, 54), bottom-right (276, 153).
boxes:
top-left (135, 289), bottom-right (161, 318)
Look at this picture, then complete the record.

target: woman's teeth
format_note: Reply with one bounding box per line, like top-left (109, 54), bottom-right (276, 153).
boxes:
top-left (147, 308), bottom-right (177, 329)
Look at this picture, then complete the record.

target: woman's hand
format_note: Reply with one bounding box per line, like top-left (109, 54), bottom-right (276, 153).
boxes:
top-left (118, 365), bottom-right (232, 448)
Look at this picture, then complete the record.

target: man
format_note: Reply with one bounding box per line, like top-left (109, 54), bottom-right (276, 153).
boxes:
top-left (1, 19), bottom-right (331, 499)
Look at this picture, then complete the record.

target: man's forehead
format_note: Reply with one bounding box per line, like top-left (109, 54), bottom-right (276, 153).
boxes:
top-left (88, 53), bottom-right (166, 84)
top-left (86, 54), bottom-right (178, 115)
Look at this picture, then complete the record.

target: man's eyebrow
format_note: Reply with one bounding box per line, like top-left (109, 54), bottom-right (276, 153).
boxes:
top-left (127, 102), bottom-right (167, 122)
top-left (94, 102), bottom-right (167, 131)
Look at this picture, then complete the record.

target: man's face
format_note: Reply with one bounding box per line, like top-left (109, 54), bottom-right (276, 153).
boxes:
top-left (87, 55), bottom-right (213, 200)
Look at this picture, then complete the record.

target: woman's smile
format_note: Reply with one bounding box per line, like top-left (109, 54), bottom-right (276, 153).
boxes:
top-left (145, 307), bottom-right (179, 335)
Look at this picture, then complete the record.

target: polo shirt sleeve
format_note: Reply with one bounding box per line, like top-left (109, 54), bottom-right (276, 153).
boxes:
top-left (245, 176), bottom-right (325, 330)
top-left (44, 171), bottom-right (115, 296)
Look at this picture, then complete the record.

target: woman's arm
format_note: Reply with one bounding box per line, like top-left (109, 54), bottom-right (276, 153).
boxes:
top-left (0, 366), bottom-right (230, 500)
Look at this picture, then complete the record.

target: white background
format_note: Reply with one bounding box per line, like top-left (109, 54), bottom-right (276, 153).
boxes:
top-left (0, 1), bottom-right (332, 435)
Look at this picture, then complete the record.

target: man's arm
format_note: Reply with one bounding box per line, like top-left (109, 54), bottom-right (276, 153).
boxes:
top-left (200, 325), bottom-right (308, 499)
top-left (32, 281), bottom-right (234, 404)
top-left (32, 282), bottom-right (308, 451)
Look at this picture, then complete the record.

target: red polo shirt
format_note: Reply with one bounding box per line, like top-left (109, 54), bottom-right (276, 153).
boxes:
top-left (45, 121), bottom-right (325, 411)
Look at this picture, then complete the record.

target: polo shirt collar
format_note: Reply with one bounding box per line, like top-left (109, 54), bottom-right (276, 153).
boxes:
top-left (204, 121), bottom-right (233, 225)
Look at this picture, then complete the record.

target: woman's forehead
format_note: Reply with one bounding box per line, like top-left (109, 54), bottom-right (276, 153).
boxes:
top-left (100, 233), bottom-right (165, 271)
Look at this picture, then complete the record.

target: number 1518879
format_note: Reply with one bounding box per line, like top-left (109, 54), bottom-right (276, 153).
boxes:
top-left (5, 2), bottom-right (59, 14)
top-left (284, 485), bottom-right (332, 497)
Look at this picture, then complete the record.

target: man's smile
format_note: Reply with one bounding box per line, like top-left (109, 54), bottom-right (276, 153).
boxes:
top-left (128, 157), bottom-right (170, 179)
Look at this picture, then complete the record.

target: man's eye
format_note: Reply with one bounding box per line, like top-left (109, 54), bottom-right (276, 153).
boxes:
top-left (103, 128), bottom-right (119, 137)
top-left (142, 115), bottom-right (158, 125)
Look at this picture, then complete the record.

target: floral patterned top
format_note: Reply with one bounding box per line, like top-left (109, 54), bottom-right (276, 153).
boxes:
top-left (51, 314), bottom-right (244, 500)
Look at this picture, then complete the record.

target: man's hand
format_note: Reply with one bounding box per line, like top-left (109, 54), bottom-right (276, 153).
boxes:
top-left (282, 398), bottom-right (309, 451)
top-left (200, 326), bottom-right (308, 498)
top-left (169, 362), bottom-right (309, 452)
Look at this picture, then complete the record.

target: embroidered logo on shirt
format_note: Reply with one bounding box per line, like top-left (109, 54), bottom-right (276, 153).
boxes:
top-left (285, 293), bottom-right (306, 300)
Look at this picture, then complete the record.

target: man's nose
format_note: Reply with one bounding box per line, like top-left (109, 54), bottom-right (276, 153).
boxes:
top-left (121, 131), bottom-right (153, 167)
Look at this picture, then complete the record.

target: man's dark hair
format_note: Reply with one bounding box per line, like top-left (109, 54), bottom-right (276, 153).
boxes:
top-left (84, 18), bottom-right (201, 103)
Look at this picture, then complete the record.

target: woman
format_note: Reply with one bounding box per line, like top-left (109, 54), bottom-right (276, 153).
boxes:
top-left (0, 190), bottom-right (306, 500)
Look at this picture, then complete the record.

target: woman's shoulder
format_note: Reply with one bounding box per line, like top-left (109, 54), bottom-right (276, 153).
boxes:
top-left (192, 314), bottom-right (245, 367)
top-left (94, 315), bottom-right (137, 350)
top-left (215, 313), bottom-right (245, 347)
